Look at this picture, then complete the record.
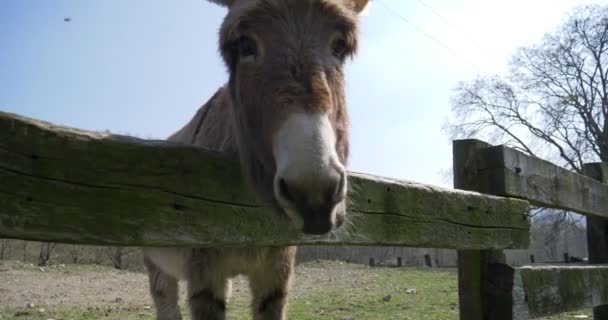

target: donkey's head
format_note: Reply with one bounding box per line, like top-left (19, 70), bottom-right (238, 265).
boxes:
top-left (212, 0), bottom-right (367, 235)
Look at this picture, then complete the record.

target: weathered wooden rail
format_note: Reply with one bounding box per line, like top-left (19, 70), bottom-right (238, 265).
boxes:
top-left (0, 112), bottom-right (529, 249)
top-left (1, 111), bottom-right (607, 319)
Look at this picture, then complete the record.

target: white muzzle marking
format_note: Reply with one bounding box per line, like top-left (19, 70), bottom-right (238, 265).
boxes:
top-left (272, 112), bottom-right (346, 229)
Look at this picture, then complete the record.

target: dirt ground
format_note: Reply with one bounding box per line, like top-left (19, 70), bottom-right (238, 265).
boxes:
top-left (0, 260), bottom-right (368, 308)
top-left (0, 261), bottom-right (593, 320)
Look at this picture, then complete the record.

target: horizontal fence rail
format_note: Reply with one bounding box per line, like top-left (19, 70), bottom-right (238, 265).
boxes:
top-left (500, 264), bottom-right (608, 319)
top-left (473, 144), bottom-right (608, 219)
top-left (0, 112), bottom-right (530, 249)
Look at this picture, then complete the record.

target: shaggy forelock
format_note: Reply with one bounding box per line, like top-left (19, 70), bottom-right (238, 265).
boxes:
top-left (219, 0), bottom-right (359, 54)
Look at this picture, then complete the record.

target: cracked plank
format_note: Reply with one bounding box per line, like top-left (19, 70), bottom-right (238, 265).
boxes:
top-left (0, 111), bottom-right (530, 248)
top-left (473, 144), bottom-right (608, 219)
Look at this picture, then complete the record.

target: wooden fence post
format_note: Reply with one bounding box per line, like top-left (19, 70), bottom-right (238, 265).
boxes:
top-left (583, 163), bottom-right (608, 320)
top-left (454, 139), bottom-right (515, 320)
top-left (424, 254), bottom-right (432, 268)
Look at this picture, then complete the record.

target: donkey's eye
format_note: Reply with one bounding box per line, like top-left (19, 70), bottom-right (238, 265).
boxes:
top-left (331, 38), bottom-right (347, 59)
top-left (237, 36), bottom-right (258, 58)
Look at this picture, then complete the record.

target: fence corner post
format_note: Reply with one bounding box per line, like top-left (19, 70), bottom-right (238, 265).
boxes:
top-left (583, 162), bottom-right (608, 320)
top-left (453, 139), bottom-right (518, 320)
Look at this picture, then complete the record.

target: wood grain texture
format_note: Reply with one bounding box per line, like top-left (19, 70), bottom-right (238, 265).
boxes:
top-left (453, 139), bottom-right (495, 320)
top-left (584, 163), bottom-right (608, 264)
top-left (517, 265), bottom-right (608, 319)
top-left (0, 112), bottom-right (530, 249)
top-left (476, 145), bottom-right (608, 219)
top-left (583, 163), bottom-right (608, 320)
top-left (453, 139), bottom-right (515, 320)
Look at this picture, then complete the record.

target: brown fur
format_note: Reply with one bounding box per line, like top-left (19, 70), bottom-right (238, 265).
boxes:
top-left (215, 1), bottom-right (358, 205)
top-left (143, 1), bottom-right (366, 319)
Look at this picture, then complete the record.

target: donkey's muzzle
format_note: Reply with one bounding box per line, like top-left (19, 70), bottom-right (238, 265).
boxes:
top-left (302, 214), bottom-right (334, 235)
top-left (277, 170), bottom-right (346, 235)
top-left (299, 201), bottom-right (338, 235)
top-left (271, 112), bottom-right (348, 234)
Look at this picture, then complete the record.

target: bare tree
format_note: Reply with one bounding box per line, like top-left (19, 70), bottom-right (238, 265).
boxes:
top-left (537, 214), bottom-right (570, 260)
top-left (448, 4), bottom-right (607, 171)
top-left (68, 245), bottom-right (82, 264)
top-left (106, 247), bottom-right (136, 270)
top-left (107, 247), bottom-right (124, 269)
top-left (448, 4), bottom-right (607, 237)
top-left (531, 212), bottom-right (587, 261)
top-left (37, 242), bottom-right (56, 266)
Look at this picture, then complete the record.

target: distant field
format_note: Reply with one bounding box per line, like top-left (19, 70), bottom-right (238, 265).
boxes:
top-left (0, 260), bottom-right (592, 319)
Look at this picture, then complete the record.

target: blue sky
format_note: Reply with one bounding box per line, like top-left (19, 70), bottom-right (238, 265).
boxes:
top-left (1, 0), bottom-right (605, 187)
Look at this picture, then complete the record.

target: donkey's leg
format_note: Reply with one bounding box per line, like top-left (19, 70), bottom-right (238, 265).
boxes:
top-left (249, 246), bottom-right (296, 320)
top-left (144, 257), bottom-right (182, 320)
top-left (187, 251), bottom-right (230, 320)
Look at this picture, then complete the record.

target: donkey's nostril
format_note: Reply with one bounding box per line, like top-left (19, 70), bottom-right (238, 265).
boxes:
top-left (275, 173), bottom-right (347, 235)
top-left (278, 170), bottom-right (346, 211)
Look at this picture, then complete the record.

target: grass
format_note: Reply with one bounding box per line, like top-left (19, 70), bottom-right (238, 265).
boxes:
top-left (0, 262), bottom-right (593, 320)
top-left (287, 268), bottom-right (458, 320)
top-left (226, 267), bottom-right (460, 320)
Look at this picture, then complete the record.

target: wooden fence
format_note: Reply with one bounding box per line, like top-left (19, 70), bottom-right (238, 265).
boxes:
top-left (0, 111), bottom-right (606, 319)
top-left (454, 139), bottom-right (608, 320)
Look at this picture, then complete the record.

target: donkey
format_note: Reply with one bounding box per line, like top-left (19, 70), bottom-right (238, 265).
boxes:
top-left (143, 0), bottom-right (368, 319)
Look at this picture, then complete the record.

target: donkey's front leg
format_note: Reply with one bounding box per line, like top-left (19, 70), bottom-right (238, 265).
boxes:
top-left (144, 257), bottom-right (182, 320)
top-left (249, 247), bottom-right (296, 320)
top-left (187, 258), bottom-right (230, 320)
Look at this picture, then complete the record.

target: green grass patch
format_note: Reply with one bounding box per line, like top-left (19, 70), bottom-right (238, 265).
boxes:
top-left (0, 306), bottom-right (153, 320)
top-left (285, 268), bottom-right (459, 320)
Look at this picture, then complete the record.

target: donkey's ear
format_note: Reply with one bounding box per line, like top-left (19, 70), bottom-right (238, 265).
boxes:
top-left (207, 0), bottom-right (236, 7)
top-left (347, 0), bottom-right (370, 14)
